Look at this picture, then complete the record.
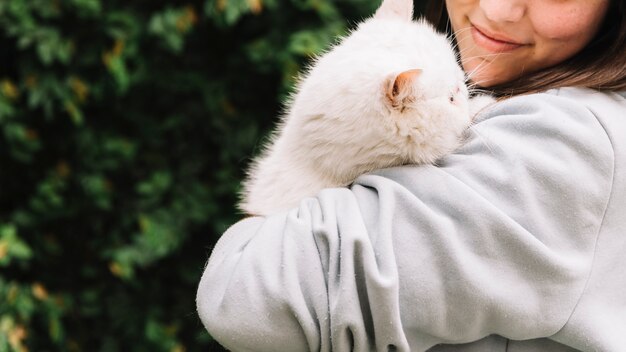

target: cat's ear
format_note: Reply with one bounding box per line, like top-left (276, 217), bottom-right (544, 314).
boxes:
top-left (385, 69), bottom-right (422, 111)
top-left (374, 0), bottom-right (414, 21)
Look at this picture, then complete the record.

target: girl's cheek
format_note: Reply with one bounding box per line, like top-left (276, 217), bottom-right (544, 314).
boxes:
top-left (530, 2), bottom-right (609, 42)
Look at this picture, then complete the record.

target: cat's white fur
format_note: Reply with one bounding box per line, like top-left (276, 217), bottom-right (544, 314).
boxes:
top-left (240, 0), bottom-right (493, 215)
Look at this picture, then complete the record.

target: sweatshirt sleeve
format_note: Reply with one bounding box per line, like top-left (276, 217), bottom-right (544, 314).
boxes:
top-left (196, 91), bottom-right (614, 352)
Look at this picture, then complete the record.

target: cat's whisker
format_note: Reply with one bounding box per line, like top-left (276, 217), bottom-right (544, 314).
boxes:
top-left (451, 26), bottom-right (473, 38)
top-left (463, 52), bottom-right (510, 60)
top-left (449, 27), bottom-right (473, 41)
top-left (448, 27), bottom-right (475, 50)
top-left (450, 29), bottom-right (475, 54)
top-left (465, 82), bottom-right (488, 91)
top-left (465, 51), bottom-right (509, 81)
top-left (465, 62), bottom-right (496, 90)
top-left (466, 58), bottom-right (491, 80)
top-left (471, 90), bottom-right (494, 97)
top-left (468, 84), bottom-right (495, 94)
top-left (451, 28), bottom-right (475, 43)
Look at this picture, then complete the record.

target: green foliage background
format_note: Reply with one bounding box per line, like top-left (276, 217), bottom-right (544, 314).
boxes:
top-left (0, 0), bottom-right (426, 350)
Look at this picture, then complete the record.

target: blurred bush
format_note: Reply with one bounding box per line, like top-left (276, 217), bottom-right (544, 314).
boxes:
top-left (0, 0), bottom-right (426, 350)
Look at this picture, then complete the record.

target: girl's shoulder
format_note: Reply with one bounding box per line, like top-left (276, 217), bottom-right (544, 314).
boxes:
top-left (544, 87), bottom-right (626, 138)
top-left (549, 86), bottom-right (626, 103)
top-left (520, 87), bottom-right (626, 112)
top-left (491, 87), bottom-right (625, 112)
top-left (476, 87), bottom-right (626, 139)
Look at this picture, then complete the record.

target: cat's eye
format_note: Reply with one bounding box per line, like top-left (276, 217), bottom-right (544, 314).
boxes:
top-left (449, 95), bottom-right (455, 103)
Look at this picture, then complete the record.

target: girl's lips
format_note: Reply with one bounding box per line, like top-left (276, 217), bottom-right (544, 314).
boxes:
top-left (470, 25), bottom-right (526, 53)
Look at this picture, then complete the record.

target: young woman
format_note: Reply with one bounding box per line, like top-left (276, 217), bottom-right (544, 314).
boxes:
top-left (197, 0), bottom-right (626, 351)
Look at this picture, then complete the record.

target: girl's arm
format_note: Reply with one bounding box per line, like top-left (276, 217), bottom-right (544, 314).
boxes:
top-left (197, 90), bottom-right (614, 352)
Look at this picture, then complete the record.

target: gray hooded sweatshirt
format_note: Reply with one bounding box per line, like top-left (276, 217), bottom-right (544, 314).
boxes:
top-left (197, 88), bottom-right (626, 352)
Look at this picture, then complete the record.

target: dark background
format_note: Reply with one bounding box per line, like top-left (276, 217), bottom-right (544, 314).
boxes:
top-left (0, 0), bottom-right (427, 350)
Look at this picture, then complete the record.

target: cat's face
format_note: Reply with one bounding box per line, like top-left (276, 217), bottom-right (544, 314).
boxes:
top-left (291, 0), bottom-right (472, 163)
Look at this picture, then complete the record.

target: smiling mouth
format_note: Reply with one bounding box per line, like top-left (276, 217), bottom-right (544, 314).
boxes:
top-left (470, 24), bottom-right (527, 53)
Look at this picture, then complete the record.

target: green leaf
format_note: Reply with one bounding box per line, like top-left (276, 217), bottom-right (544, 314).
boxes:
top-left (205, 0), bottom-right (257, 27)
top-left (67, 0), bottom-right (102, 17)
top-left (136, 171), bottom-right (172, 196)
top-left (0, 224), bottom-right (33, 267)
top-left (148, 7), bottom-right (197, 53)
top-left (80, 174), bottom-right (112, 210)
top-left (106, 55), bottom-right (130, 93)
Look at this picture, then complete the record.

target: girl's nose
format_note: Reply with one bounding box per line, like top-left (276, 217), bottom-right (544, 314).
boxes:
top-left (479, 0), bottom-right (526, 23)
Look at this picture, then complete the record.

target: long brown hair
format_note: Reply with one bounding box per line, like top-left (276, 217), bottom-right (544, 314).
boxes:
top-left (426, 0), bottom-right (626, 97)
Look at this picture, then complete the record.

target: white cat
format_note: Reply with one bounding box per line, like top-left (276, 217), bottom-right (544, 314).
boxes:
top-left (240, 0), bottom-right (493, 215)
